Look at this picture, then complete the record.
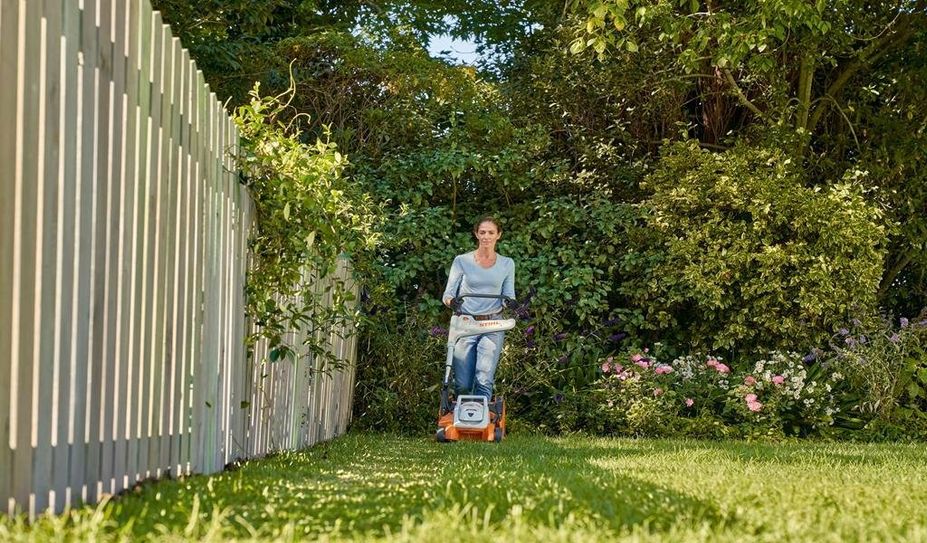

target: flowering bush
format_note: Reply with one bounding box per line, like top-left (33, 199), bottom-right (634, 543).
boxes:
top-left (727, 352), bottom-right (844, 438)
top-left (823, 315), bottom-right (927, 437)
top-left (594, 349), bottom-right (675, 436)
top-left (594, 348), bottom-right (844, 439)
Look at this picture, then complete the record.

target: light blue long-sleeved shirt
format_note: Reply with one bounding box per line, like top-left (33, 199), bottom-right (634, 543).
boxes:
top-left (442, 251), bottom-right (516, 315)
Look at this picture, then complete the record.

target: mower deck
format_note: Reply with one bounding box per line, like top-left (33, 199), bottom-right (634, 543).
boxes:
top-left (436, 397), bottom-right (506, 443)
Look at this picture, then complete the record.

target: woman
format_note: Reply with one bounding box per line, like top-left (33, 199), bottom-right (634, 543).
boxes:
top-left (442, 216), bottom-right (516, 400)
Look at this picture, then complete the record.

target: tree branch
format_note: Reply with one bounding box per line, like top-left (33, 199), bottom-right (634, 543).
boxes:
top-left (722, 68), bottom-right (766, 122)
top-left (808, 3), bottom-right (925, 131)
top-left (796, 53), bottom-right (814, 131)
top-left (878, 250), bottom-right (914, 299)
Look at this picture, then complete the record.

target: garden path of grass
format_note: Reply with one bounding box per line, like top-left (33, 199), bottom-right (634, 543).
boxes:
top-left (4, 433), bottom-right (927, 542)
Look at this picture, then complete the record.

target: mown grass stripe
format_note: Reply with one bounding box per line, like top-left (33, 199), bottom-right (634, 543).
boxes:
top-left (3, 433), bottom-right (927, 542)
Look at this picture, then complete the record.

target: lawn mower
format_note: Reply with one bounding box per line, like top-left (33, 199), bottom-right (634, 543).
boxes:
top-left (436, 294), bottom-right (517, 443)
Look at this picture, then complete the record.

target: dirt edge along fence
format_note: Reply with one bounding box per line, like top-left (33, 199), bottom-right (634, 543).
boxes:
top-left (0, 0), bottom-right (359, 518)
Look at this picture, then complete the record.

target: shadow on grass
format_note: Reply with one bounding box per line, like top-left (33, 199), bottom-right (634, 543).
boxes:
top-left (103, 432), bottom-right (734, 540)
top-left (504, 436), bottom-right (732, 532)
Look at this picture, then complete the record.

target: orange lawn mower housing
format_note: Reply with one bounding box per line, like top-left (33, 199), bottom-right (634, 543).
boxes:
top-left (436, 294), bottom-right (516, 443)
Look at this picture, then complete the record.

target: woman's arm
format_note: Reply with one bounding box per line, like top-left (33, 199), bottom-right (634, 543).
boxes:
top-left (442, 256), bottom-right (463, 306)
top-left (502, 259), bottom-right (516, 299)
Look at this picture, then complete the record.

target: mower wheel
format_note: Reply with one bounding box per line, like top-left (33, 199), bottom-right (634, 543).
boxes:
top-left (436, 428), bottom-right (448, 442)
top-left (493, 427), bottom-right (504, 443)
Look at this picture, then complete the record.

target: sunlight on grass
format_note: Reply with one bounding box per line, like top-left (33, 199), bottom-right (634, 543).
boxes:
top-left (3, 434), bottom-right (927, 542)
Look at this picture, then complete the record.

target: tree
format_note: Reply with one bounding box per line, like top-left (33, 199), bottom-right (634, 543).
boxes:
top-left (567, 0), bottom-right (927, 313)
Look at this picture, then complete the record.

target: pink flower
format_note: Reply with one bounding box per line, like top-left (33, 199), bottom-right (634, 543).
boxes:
top-left (685, 398), bottom-right (694, 407)
top-left (654, 365), bottom-right (674, 375)
top-left (715, 363), bottom-right (730, 374)
top-left (635, 360), bottom-right (650, 369)
top-left (653, 388), bottom-right (663, 396)
top-left (745, 393), bottom-right (758, 402)
top-left (631, 353), bottom-right (643, 363)
top-left (772, 375), bottom-right (785, 385)
top-left (744, 375), bottom-right (756, 386)
top-left (613, 363), bottom-right (624, 374)
top-left (747, 401), bottom-right (763, 412)
top-left (706, 357), bottom-right (718, 367)
top-left (601, 362), bottom-right (611, 373)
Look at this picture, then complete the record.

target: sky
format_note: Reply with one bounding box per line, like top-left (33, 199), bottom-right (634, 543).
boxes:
top-left (427, 33), bottom-right (482, 65)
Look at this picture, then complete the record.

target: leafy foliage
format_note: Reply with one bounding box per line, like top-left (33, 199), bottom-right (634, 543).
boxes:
top-left (233, 82), bottom-right (376, 358)
top-left (824, 315), bottom-right (927, 434)
top-left (566, 0), bottom-right (927, 311)
top-left (625, 140), bottom-right (886, 353)
top-left (351, 309), bottom-right (445, 434)
top-left (594, 348), bottom-right (846, 440)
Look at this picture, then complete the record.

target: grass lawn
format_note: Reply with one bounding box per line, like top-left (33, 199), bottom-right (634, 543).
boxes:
top-left (3, 433), bottom-right (927, 542)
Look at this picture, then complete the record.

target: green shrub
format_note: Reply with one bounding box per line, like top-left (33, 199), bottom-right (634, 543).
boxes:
top-left (669, 413), bottom-right (735, 440)
top-left (624, 141), bottom-right (887, 354)
top-left (352, 310), bottom-right (445, 434)
top-left (824, 315), bottom-right (927, 433)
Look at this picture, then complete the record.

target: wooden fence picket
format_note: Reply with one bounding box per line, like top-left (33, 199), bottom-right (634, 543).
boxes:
top-left (13, 0), bottom-right (40, 517)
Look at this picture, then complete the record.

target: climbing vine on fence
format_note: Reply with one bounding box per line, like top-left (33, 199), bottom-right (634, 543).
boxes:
top-left (233, 81), bottom-right (378, 364)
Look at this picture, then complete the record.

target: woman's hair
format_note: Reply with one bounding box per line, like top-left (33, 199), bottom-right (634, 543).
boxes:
top-left (472, 216), bottom-right (502, 236)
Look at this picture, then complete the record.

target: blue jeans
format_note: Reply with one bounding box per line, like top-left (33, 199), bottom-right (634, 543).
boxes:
top-left (453, 330), bottom-right (505, 400)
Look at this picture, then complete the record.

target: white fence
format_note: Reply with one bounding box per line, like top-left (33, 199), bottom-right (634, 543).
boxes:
top-left (0, 0), bottom-right (358, 517)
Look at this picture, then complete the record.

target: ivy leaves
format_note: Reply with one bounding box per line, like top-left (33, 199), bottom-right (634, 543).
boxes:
top-left (234, 82), bottom-right (377, 359)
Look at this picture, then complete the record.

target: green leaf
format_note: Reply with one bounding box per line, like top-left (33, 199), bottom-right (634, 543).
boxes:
top-left (569, 39), bottom-right (585, 55)
top-left (908, 382), bottom-right (924, 400)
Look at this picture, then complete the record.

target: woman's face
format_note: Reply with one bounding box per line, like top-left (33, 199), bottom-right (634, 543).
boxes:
top-left (475, 221), bottom-right (501, 250)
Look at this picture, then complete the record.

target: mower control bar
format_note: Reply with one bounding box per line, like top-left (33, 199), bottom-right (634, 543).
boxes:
top-left (449, 294), bottom-right (517, 315)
